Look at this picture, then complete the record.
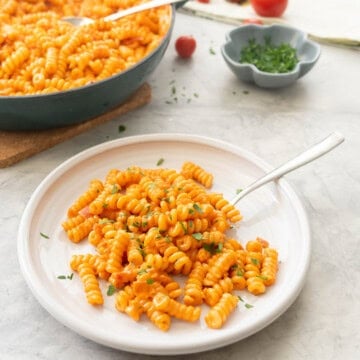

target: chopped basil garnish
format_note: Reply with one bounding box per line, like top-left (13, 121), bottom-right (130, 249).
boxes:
top-left (192, 233), bottom-right (203, 241)
top-left (107, 284), bottom-right (116, 296)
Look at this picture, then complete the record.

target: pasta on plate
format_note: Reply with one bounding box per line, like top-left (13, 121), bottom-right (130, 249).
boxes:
top-left (0, 0), bottom-right (171, 95)
top-left (62, 161), bottom-right (279, 330)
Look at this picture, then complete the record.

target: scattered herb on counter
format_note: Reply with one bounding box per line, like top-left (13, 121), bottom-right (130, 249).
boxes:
top-left (243, 90), bottom-right (249, 95)
top-left (118, 124), bottom-right (126, 133)
top-left (240, 36), bottom-right (299, 73)
top-left (193, 93), bottom-right (199, 98)
top-left (107, 284), bottom-right (116, 296)
top-left (209, 47), bottom-right (216, 55)
top-left (171, 85), bottom-right (176, 95)
top-left (245, 303), bottom-right (254, 309)
top-left (40, 232), bottom-right (49, 239)
top-left (156, 158), bottom-right (165, 166)
top-left (236, 188), bottom-right (243, 194)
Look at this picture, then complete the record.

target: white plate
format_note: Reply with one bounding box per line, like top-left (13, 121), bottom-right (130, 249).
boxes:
top-left (18, 134), bottom-right (311, 355)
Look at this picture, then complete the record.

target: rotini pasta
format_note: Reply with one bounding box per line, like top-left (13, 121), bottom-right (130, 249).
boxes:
top-left (0, 0), bottom-right (171, 95)
top-left (62, 162), bottom-right (279, 330)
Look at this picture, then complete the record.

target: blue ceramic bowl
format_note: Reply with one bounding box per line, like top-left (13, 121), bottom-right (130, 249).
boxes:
top-left (221, 24), bottom-right (321, 89)
top-left (0, 5), bottom-right (179, 131)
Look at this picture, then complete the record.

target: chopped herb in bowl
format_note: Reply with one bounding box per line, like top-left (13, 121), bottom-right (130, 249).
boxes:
top-left (239, 36), bottom-right (299, 73)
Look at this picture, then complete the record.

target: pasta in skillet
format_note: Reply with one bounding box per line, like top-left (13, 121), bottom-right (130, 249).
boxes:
top-left (62, 162), bottom-right (279, 330)
top-left (0, 0), bottom-right (171, 95)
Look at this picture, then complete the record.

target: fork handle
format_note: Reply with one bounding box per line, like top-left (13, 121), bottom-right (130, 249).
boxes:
top-left (230, 132), bottom-right (345, 206)
top-left (104, 0), bottom-right (186, 22)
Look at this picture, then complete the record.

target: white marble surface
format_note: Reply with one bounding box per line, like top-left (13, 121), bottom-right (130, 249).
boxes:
top-left (1, 12), bottom-right (360, 360)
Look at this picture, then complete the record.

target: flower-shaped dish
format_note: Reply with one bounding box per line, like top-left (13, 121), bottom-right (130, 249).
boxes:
top-left (221, 24), bottom-right (321, 88)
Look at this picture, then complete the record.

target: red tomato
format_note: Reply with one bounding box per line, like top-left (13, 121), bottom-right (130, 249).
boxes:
top-left (250, 0), bottom-right (288, 17)
top-left (175, 36), bottom-right (197, 58)
top-left (242, 18), bottom-right (264, 25)
top-left (197, 0), bottom-right (210, 3)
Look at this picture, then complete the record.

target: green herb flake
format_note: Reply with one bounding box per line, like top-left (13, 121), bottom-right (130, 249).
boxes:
top-left (146, 278), bottom-right (155, 285)
top-left (245, 303), bottom-right (254, 309)
top-left (243, 90), bottom-right (249, 95)
top-left (165, 100), bottom-right (172, 104)
top-left (193, 93), bottom-right (199, 98)
top-left (192, 233), bottom-right (203, 241)
top-left (238, 295), bottom-right (244, 302)
top-left (193, 203), bottom-right (203, 213)
top-left (57, 274), bottom-right (73, 280)
top-left (118, 124), bottom-right (126, 133)
top-left (132, 221), bottom-right (141, 228)
top-left (236, 188), bottom-right (243, 194)
top-left (257, 275), bottom-right (269, 281)
top-left (239, 36), bottom-right (299, 74)
top-left (138, 269), bottom-right (148, 275)
top-left (209, 47), bottom-right (216, 55)
top-left (40, 232), bottom-right (49, 239)
top-left (99, 218), bottom-right (115, 224)
top-left (157, 158), bottom-right (165, 166)
top-left (107, 284), bottom-right (116, 296)
top-left (231, 264), bottom-right (238, 271)
top-left (180, 221), bottom-right (188, 234)
top-left (236, 269), bottom-right (244, 277)
top-left (203, 242), bottom-right (223, 254)
top-left (111, 184), bottom-right (119, 194)
top-left (171, 85), bottom-right (176, 95)
top-left (138, 247), bottom-right (146, 257)
top-left (251, 258), bottom-right (260, 266)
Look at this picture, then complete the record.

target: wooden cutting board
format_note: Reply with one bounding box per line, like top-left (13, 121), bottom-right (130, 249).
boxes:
top-left (0, 83), bottom-right (151, 168)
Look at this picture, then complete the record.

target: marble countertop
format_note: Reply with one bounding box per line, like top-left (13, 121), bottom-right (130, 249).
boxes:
top-left (1, 12), bottom-right (359, 360)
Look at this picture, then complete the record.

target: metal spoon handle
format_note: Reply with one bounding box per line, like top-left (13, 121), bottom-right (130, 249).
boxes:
top-left (104, 0), bottom-right (185, 22)
top-left (230, 132), bottom-right (345, 206)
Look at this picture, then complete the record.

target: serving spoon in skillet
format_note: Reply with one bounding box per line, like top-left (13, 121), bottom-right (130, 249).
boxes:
top-left (62, 0), bottom-right (186, 26)
top-left (230, 132), bottom-right (345, 205)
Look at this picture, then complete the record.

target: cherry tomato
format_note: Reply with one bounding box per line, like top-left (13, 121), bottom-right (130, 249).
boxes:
top-left (250, 0), bottom-right (288, 17)
top-left (175, 36), bottom-right (197, 58)
top-left (197, 0), bottom-right (210, 3)
top-left (242, 18), bottom-right (264, 25)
